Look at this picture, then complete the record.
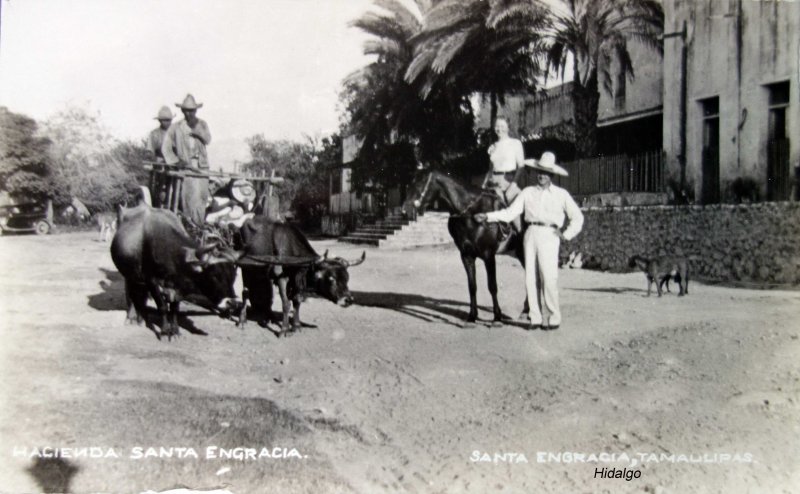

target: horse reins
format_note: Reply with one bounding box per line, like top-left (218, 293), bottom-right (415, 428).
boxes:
top-left (416, 172), bottom-right (434, 205)
top-left (416, 172), bottom-right (494, 218)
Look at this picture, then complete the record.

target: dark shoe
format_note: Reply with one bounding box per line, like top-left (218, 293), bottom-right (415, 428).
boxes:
top-left (542, 324), bottom-right (559, 331)
top-left (528, 323), bottom-right (541, 330)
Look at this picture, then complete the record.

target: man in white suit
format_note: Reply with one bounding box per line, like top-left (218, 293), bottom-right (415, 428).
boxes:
top-left (475, 152), bottom-right (584, 330)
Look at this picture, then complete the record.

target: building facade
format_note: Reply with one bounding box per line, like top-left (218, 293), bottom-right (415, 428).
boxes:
top-left (476, 0), bottom-right (799, 203)
top-left (662, 0), bottom-right (799, 202)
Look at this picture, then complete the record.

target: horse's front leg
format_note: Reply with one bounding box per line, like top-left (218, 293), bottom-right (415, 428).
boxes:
top-left (514, 237), bottom-right (530, 319)
top-left (483, 255), bottom-right (503, 324)
top-left (460, 253), bottom-right (478, 323)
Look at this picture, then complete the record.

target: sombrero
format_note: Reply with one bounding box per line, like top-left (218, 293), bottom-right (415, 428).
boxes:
top-left (523, 151), bottom-right (568, 177)
top-left (176, 94), bottom-right (203, 110)
top-left (154, 106), bottom-right (174, 120)
top-left (230, 179), bottom-right (256, 204)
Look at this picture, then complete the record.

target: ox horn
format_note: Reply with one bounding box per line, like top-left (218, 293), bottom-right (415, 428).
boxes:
top-left (344, 251), bottom-right (366, 267)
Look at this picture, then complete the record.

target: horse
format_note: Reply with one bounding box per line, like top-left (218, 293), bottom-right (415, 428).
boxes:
top-left (401, 171), bottom-right (529, 325)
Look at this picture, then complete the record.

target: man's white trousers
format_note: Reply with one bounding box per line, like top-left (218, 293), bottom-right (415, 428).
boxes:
top-left (523, 225), bottom-right (561, 326)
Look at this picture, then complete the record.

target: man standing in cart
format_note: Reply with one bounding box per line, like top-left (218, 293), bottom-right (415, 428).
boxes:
top-left (148, 106), bottom-right (173, 162)
top-left (162, 94), bottom-right (212, 225)
top-left (148, 106), bottom-right (173, 206)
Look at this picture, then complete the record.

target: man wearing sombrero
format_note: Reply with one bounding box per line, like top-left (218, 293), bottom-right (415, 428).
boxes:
top-left (147, 106), bottom-right (174, 207)
top-left (148, 106), bottom-right (173, 162)
top-left (475, 151), bottom-right (584, 330)
top-left (162, 94), bottom-right (212, 225)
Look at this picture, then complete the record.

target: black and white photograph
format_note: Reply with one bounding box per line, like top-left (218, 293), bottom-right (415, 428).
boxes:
top-left (0, 0), bottom-right (798, 492)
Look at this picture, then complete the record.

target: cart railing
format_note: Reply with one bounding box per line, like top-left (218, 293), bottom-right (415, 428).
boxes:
top-left (144, 162), bottom-right (284, 218)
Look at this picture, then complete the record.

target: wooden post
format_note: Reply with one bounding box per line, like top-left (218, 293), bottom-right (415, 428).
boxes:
top-left (173, 176), bottom-right (183, 213)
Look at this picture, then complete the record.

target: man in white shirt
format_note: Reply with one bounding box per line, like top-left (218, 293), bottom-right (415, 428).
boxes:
top-left (475, 152), bottom-right (584, 330)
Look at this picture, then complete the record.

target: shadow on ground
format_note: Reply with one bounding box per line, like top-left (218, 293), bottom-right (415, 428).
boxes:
top-left (352, 290), bottom-right (529, 329)
top-left (87, 268), bottom-right (218, 339)
top-left (566, 287), bottom-right (644, 295)
top-left (27, 457), bottom-right (79, 493)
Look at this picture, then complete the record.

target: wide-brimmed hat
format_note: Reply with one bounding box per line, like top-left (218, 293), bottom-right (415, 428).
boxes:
top-left (523, 151), bottom-right (568, 177)
top-left (154, 106), bottom-right (174, 120)
top-left (175, 94), bottom-right (203, 110)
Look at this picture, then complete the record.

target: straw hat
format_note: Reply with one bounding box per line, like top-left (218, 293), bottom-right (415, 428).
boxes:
top-left (523, 151), bottom-right (568, 177)
top-left (175, 94), bottom-right (203, 110)
top-left (154, 106), bottom-right (174, 120)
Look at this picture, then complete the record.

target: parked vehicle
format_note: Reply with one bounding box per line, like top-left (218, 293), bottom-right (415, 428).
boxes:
top-left (0, 201), bottom-right (54, 235)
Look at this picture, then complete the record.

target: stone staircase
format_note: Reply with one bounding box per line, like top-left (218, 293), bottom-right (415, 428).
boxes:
top-left (338, 211), bottom-right (451, 248)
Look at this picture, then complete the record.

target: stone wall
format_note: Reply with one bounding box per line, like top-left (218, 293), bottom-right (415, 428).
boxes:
top-left (561, 202), bottom-right (800, 285)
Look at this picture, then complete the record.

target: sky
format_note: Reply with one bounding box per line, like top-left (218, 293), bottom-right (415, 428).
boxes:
top-left (0, 0), bottom-right (376, 166)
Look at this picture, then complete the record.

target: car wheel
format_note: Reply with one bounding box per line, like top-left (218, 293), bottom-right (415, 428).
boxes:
top-left (34, 220), bottom-right (51, 235)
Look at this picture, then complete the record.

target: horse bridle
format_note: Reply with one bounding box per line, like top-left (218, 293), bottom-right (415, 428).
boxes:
top-left (413, 172), bottom-right (434, 208)
top-left (413, 171), bottom-right (493, 218)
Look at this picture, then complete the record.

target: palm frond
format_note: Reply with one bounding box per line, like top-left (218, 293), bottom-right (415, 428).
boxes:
top-left (431, 29), bottom-right (472, 73)
top-left (374, 0), bottom-right (424, 35)
top-left (350, 12), bottom-right (405, 42)
top-left (422, 0), bottom-right (480, 32)
top-left (404, 44), bottom-right (439, 83)
top-left (363, 38), bottom-right (405, 58)
top-left (487, 0), bottom-right (545, 29)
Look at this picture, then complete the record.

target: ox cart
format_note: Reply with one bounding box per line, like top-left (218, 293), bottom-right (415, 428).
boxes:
top-left (119, 163), bottom-right (363, 338)
top-left (139, 161), bottom-right (314, 335)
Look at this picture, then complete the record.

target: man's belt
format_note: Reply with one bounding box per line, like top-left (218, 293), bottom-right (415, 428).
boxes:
top-left (527, 220), bottom-right (559, 229)
top-left (493, 171), bottom-right (514, 175)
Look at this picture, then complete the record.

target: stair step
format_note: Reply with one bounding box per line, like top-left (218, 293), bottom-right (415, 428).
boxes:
top-left (338, 237), bottom-right (380, 246)
top-left (338, 211), bottom-right (450, 247)
top-left (342, 232), bottom-right (388, 240)
top-left (356, 226), bottom-right (402, 234)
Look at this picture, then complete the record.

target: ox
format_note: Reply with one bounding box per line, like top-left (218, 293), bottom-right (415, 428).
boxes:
top-left (237, 217), bottom-right (365, 336)
top-left (110, 203), bottom-right (242, 339)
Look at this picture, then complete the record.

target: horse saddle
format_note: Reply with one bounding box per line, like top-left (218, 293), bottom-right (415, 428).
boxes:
top-left (487, 189), bottom-right (516, 246)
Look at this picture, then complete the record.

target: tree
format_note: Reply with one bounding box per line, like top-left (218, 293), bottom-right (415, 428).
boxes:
top-left (41, 104), bottom-right (139, 211)
top-left (241, 135), bottom-right (329, 226)
top-left (0, 107), bottom-right (57, 202)
top-left (112, 139), bottom-right (152, 186)
top-left (541, 0), bottom-right (663, 157)
top-left (405, 0), bottom-right (548, 126)
top-left (344, 0), bottom-right (477, 188)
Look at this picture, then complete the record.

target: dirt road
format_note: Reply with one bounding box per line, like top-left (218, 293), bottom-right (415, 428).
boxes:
top-left (0, 231), bottom-right (798, 493)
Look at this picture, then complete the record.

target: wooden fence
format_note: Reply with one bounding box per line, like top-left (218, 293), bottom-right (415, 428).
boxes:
top-left (553, 149), bottom-right (665, 197)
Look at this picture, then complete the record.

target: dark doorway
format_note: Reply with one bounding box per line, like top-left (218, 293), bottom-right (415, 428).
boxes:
top-left (700, 97), bottom-right (720, 204)
top-left (766, 81), bottom-right (791, 201)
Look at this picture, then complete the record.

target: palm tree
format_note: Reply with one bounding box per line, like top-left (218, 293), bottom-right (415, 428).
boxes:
top-left (344, 0), bottom-right (477, 187)
top-left (541, 0), bottom-right (663, 157)
top-left (405, 0), bottom-right (549, 127)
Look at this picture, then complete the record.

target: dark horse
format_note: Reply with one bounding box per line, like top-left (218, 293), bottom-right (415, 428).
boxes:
top-left (401, 171), bottom-right (528, 325)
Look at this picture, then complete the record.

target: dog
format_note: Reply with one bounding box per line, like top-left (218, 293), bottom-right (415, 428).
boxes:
top-left (95, 212), bottom-right (117, 242)
top-left (628, 254), bottom-right (689, 297)
top-left (566, 251), bottom-right (583, 269)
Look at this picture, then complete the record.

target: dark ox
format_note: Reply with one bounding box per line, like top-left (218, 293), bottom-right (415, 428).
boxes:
top-left (238, 217), bottom-right (365, 336)
top-left (110, 203), bottom-right (241, 339)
